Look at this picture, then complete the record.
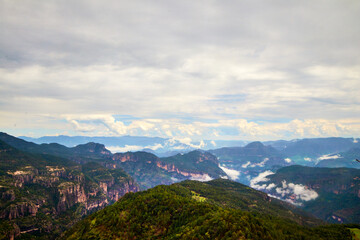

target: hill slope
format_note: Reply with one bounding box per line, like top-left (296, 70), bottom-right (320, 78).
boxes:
top-left (63, 179), bottom-right (357, 240)
top-left (251, 165), bottom-right (360, 223)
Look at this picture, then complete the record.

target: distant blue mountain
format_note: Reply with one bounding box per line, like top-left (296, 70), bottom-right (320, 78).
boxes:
top-left (19, 135), bottom-right (248, 155)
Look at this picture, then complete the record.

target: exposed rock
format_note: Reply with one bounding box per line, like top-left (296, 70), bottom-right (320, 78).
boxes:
top-left (57, 182), bottom-right (87, 212)
top-left (0, 189), bottom-right (16, 201)
top-left (1, 202), bottom-right (40, 219)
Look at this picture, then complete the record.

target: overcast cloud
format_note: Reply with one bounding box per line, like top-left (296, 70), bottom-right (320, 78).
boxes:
top-left (1, 0), bottom-right (359, 140)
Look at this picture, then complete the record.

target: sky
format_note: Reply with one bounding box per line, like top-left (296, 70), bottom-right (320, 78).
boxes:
top-left (1, 0), bottom-right (360, 141)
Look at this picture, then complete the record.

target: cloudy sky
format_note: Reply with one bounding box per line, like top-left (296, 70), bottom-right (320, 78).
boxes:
top-left (1, 0), bottom-right (359, 141)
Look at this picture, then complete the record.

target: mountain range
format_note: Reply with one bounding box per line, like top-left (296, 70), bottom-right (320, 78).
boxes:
top-left (0, 132), bottom-right (359, 239)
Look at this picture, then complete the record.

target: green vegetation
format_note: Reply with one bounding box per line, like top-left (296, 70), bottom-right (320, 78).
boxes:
top-left (350, 228), bottom-right (360, 240)
top-left (64, 180), bottom-right (359, 240)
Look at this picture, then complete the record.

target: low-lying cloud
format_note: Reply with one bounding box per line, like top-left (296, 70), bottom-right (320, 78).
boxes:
top-left (190, 174), bottom-right (213, 182)
top-left (275, 180), bottom-right (319, 205)
top-left (250, 173), bottom-right (319, 206)
top-left (317, 154), bottom-right (342, 161)
top-left (249, 171), bottom-right (274, 189)
top-left (219, 165), bottom-right (240, 180)
top-left (242, 158), bottom-right (269, 169)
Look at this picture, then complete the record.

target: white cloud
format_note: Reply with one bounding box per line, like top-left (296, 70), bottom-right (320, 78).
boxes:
top-left (266, 183), bottom-right (276, 190)
top-left (242, 161), bottom-right (251, 168)
top-left (250, 171), bottom-right (274, 189)
top-left (250, 173), bottom-right (318, 205)
top-left (107, 145), bottom-right (143, 153)
top-left (284, 158), bottom-right (292, 163)
top-left (1, 1), bottom-right (360, 140)
top-left (288, 182), bottom-right (318, 201)
top-left (106, 143), bottom-right (164, 153)
top-left (171, 177), bottom-right (179, 182)
top-left (248, 158), bottom-right (269, 168)
top-left (69, 120), bottom-right (96, 132)
top-left (317, 154), bottom-right (342, 161)
top-left (218, 165), bottom-right (240, 180)
top-left (190, 174), bottom-right (213, 182)
top-left (273, 180), bottom-right (318, 205)
top-left (304, 157), bottom-right (312, 162)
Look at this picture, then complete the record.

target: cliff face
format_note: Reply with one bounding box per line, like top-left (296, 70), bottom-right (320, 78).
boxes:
top-left (0, 202), bottom-right (40, 220)
top-left (57, 182), bottom-right (87, 212)
top-left (0, 140), bottom-right (140, 239)
top-left (1, 165), bottom-right (139, 219)
top-left (111, 151), bottom-right (227, 190)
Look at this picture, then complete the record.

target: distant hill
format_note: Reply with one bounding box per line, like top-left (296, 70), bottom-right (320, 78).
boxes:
top-left (0, 132), bottom-right (112, 163)
top-left (112, 150), bottom-right (227, 189)
top-left (1, 133), bottom-right (228, 190)
top-left (264, 137), bottom-right (359, 166)
top-left (316, 147), bottom-right (360, 169)
top-left (251, 165), bottom-right (360, 224)
top-left (63, 179), bottom-right (356, 240)
top-left (209, 141), bottom-right (289, 185)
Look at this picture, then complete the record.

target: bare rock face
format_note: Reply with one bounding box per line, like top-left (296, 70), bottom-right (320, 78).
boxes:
top-left (0, 189), bottom-right (16, 201)
top-left (1, 164), bottom-right (139, 223)
top-left (7, 167), bottom-right (38, 187)
top-left (57, 182), bottom-right (87, 212)
top-left (107, 179), bottom-right (140, 202)
top-left (8, 223), bottom-right (20, 240)
top-left (86, 197), bottom-right (108, 211)
top-left (1, 202), bottom-right (40, 220)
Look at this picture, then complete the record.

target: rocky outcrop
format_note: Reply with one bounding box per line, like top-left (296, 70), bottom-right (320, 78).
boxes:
top-left (9, 223), bottom-right (20, 240)
top-left (0, 189), bottom-right (16, 201)
top-left (112, 153), bottom-right (135, 162)
top-left (33, 176), bottom-right (60, 187)
top-left (7, 167), bottom-right (38, 187)
top-left (1, 202), bottom-right (40, 220)
top-left (86, 197), bottom-right (108, 211)
top-left (155, 161), bottom-right (206, 177)
top-left (107, 180), bottom-right (140, 201)
top-left (57, 182), bottom-right (87, 212)
top-left (112, 152), bottom-right (159, 163)
top-left (0, 136), bottom-right (141, 239)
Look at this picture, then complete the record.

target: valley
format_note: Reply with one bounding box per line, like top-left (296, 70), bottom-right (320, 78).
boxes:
top-left (0, 132), bottom-right (359, 239)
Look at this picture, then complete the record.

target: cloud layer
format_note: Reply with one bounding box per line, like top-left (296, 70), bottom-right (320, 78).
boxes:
top-left (250, 171), bottom-right (319, 206)
top-left (1, 1), bottom-right (359, 140)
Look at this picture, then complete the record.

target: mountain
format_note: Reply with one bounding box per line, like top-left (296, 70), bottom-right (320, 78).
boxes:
top-left (0, 140), bottom-right (139, 239)
top-left (20, 135), bottom-right (248, 155)
top-left (111, 150), bottom-right (227, 189)
top-left (63, 179), bottom-right (357, 240)
top-left (264, 137), bottom-right (359, 166)
top-left (316, 147), bottom-right (360, 169)
top-left (251, 165), bottom-right (360, 224)
top-left (1, 133), bottom-right (228, 190)
top-left (0, 132), bottom-right (112, 163)
top-left (19, 135), bottom-right (196, 155)
top-left (209, 141), bottom-right (289, 185)
top-left (20, 135), bottom-right (166, 148)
